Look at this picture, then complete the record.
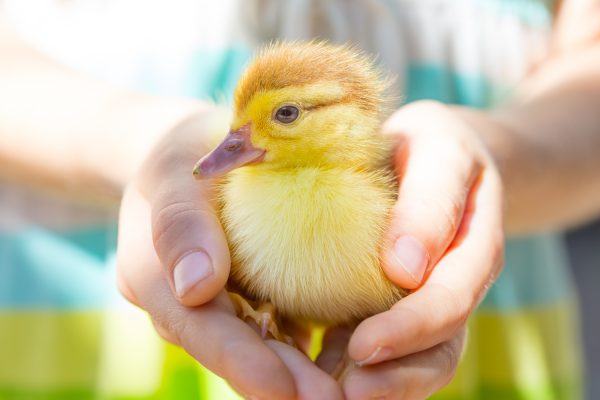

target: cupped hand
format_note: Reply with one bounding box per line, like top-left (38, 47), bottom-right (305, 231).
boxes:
top-left (116, 104), bottom-right (342, 400)
top-left (117, 99), bottom-right (504, 399)
top-left (338, 100), bottom-right (505, 399)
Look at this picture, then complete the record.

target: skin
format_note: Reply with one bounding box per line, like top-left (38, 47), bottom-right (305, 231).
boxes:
top-left (117, 101), bottom-right (503, 400)
top-left (2, 1), bottom-right (600, 398)
top-left (0, 21), bottom-right (201, 196)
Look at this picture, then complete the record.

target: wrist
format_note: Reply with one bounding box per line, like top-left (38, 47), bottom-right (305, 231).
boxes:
top-left (448, 105), bottom-right (531, 233)
top-left (447, 106), bottom-right (517, 177)
top-left (449, 105), bottom-right (557, 235)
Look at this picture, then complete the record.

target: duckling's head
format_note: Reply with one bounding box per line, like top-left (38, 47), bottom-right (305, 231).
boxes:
top-left (194, 42), bottom-right (392, 179)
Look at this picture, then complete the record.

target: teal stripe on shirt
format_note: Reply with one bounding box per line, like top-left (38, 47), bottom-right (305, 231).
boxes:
top-left (481, 234), bottom-right (576, 312)
top-left (183, 47), bottom-right (252, 103)
top-left (405, 64), bottom-right (510, 108)
top-left (0, 226), bottom-right (117, 309)
top-left (476, 0), bottom-right (555, 28)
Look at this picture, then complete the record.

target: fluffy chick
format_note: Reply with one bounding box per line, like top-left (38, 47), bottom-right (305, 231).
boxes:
top-left (194, 41), bottom-right (405, 330)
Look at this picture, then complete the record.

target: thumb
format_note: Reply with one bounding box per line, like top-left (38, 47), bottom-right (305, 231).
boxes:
top-left (151, 178), bottom-right (230, 306)
top-left (142, 114), bottom-right (231, 307)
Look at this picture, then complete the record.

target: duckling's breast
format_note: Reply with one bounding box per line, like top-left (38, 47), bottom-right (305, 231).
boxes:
top-left (220, 167), bottom-right (404, 325)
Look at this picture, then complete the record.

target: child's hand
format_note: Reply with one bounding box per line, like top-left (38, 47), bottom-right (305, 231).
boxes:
top-left (335, 100), bottom-right (505, 399)
top-left (117, 100), bottom-right (503, 399)
top-left (116, 105), bottom-right (342, 400)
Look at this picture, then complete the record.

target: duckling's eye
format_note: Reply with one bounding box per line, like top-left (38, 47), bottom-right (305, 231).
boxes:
top-left (274, 105), bottom-right (300, 124)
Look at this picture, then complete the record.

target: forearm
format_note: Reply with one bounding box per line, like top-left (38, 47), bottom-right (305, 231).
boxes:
top-left (453, 45), bottom-right (600, 235)
top-left (0, 23), bottom-right (206, 200)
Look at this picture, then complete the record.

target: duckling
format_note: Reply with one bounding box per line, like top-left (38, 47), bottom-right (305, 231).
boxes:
top-left (193, 42), bottom-right (405, 342)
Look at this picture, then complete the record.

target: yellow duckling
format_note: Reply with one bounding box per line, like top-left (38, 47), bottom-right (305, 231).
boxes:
top-left (193, 41), bottom-right (405, 338)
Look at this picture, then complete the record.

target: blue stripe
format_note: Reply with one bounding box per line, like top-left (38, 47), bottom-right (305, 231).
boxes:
top-left (480, 233), bottom-right (575, 311)
top-left (405, 64), bottom-right (510, 108)
top-left (477, 0), bottom-right (555, 28)
top-left (0, 226), bottom-right (118, 309)
top-left (0, 228), bottom-right (574, 310)
top-left (184, 47), bottom-right (253, 103)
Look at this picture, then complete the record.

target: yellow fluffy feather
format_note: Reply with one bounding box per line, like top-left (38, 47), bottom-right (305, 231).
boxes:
top-left (195, 41), bottom-right (405, 327)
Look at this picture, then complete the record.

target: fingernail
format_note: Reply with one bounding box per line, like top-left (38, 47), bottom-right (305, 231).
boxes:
top-left (356, 346), bottom-right (392, 367)
top-left (393, 236), bottom-right (428, 284)
top-left (173, 251), bottom-right (214, 298)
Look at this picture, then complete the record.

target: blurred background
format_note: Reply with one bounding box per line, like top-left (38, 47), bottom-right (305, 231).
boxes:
top-left (1, 1), bottom-right (598, 399)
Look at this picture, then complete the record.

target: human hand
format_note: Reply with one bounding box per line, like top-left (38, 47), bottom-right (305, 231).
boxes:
top-left (116, 104), bottom-right (342, 399)
top-left (335, 100), bottom-right (505, 399)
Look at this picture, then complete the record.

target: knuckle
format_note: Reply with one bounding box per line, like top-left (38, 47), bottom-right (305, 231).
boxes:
top-left (493, 240), bottom-right (505, 271)
top-left (438, 195), bottom-right (464, 238)
top-left (151, 317), bottom-right (180, 345)
top-left (220, 339), bottom-right (255, 380)
top-left (384, 100), bottom-right (446, 135)
top-left (437, 283), bottom-right (472, 329)
top-left (394, 306), bottom-right (427, 344)
top-left (439, 341), bottom-right (461, 383)
top-left (441, 132), bottom-right (472, 156)
top-left (436, 333), bottom-right (466, 391)
top-left (386, 304), bottom-right (420, 337)
top-left (116, 277), bottom-right (137, 305)
top-left (457, 299), bottom-right (474, 326)
top-left (408, 195), bottom-right (462, 247)
top-left (152, 200), bottom-right (215, 265)
top-left (115, 261), bottom-right (143, 307)
top-left (314, 380), bottom-right (343, 400)
top-left (149, 141), bottom-right (196, 174)
top-left (151, 307), bottom-right (188, 345)
top-left (405, 100), bottom-right (446, 115)
top-left (344, 372), bottom-right (394, 400)
top-left (152, 200), bottom-right (201, 242)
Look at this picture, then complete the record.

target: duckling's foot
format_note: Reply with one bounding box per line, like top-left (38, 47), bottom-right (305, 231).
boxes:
top-left (229, 292), bottom-right (294, 345)
top-left (331, 351), bottom-right (356, 383)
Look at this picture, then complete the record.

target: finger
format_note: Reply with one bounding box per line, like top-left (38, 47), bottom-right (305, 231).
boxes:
top-left (344, 329), bottom-right (466, 400)
top-left (315, 327), bottom-right (352, 374)
top-left (381, 114), bottom-right (482, 289)
top-left (152, 291), bottom-right (297, 400)
top-left (158, 294), bottom-right (297, 400)
top-left (349, 168), bottom-right (504, 365)
top-left (117, 185), bottom-right (297, 400)
top-left (266, 340), bottom-right (344, 400)
top-left (140, 112), bottom-right (231, 306)
top-left (151, 178), bottom-right (230, 307)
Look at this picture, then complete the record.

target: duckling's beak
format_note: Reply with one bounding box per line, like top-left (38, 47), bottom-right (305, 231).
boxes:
top-left (192, 124), bottom-right (265, 179)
